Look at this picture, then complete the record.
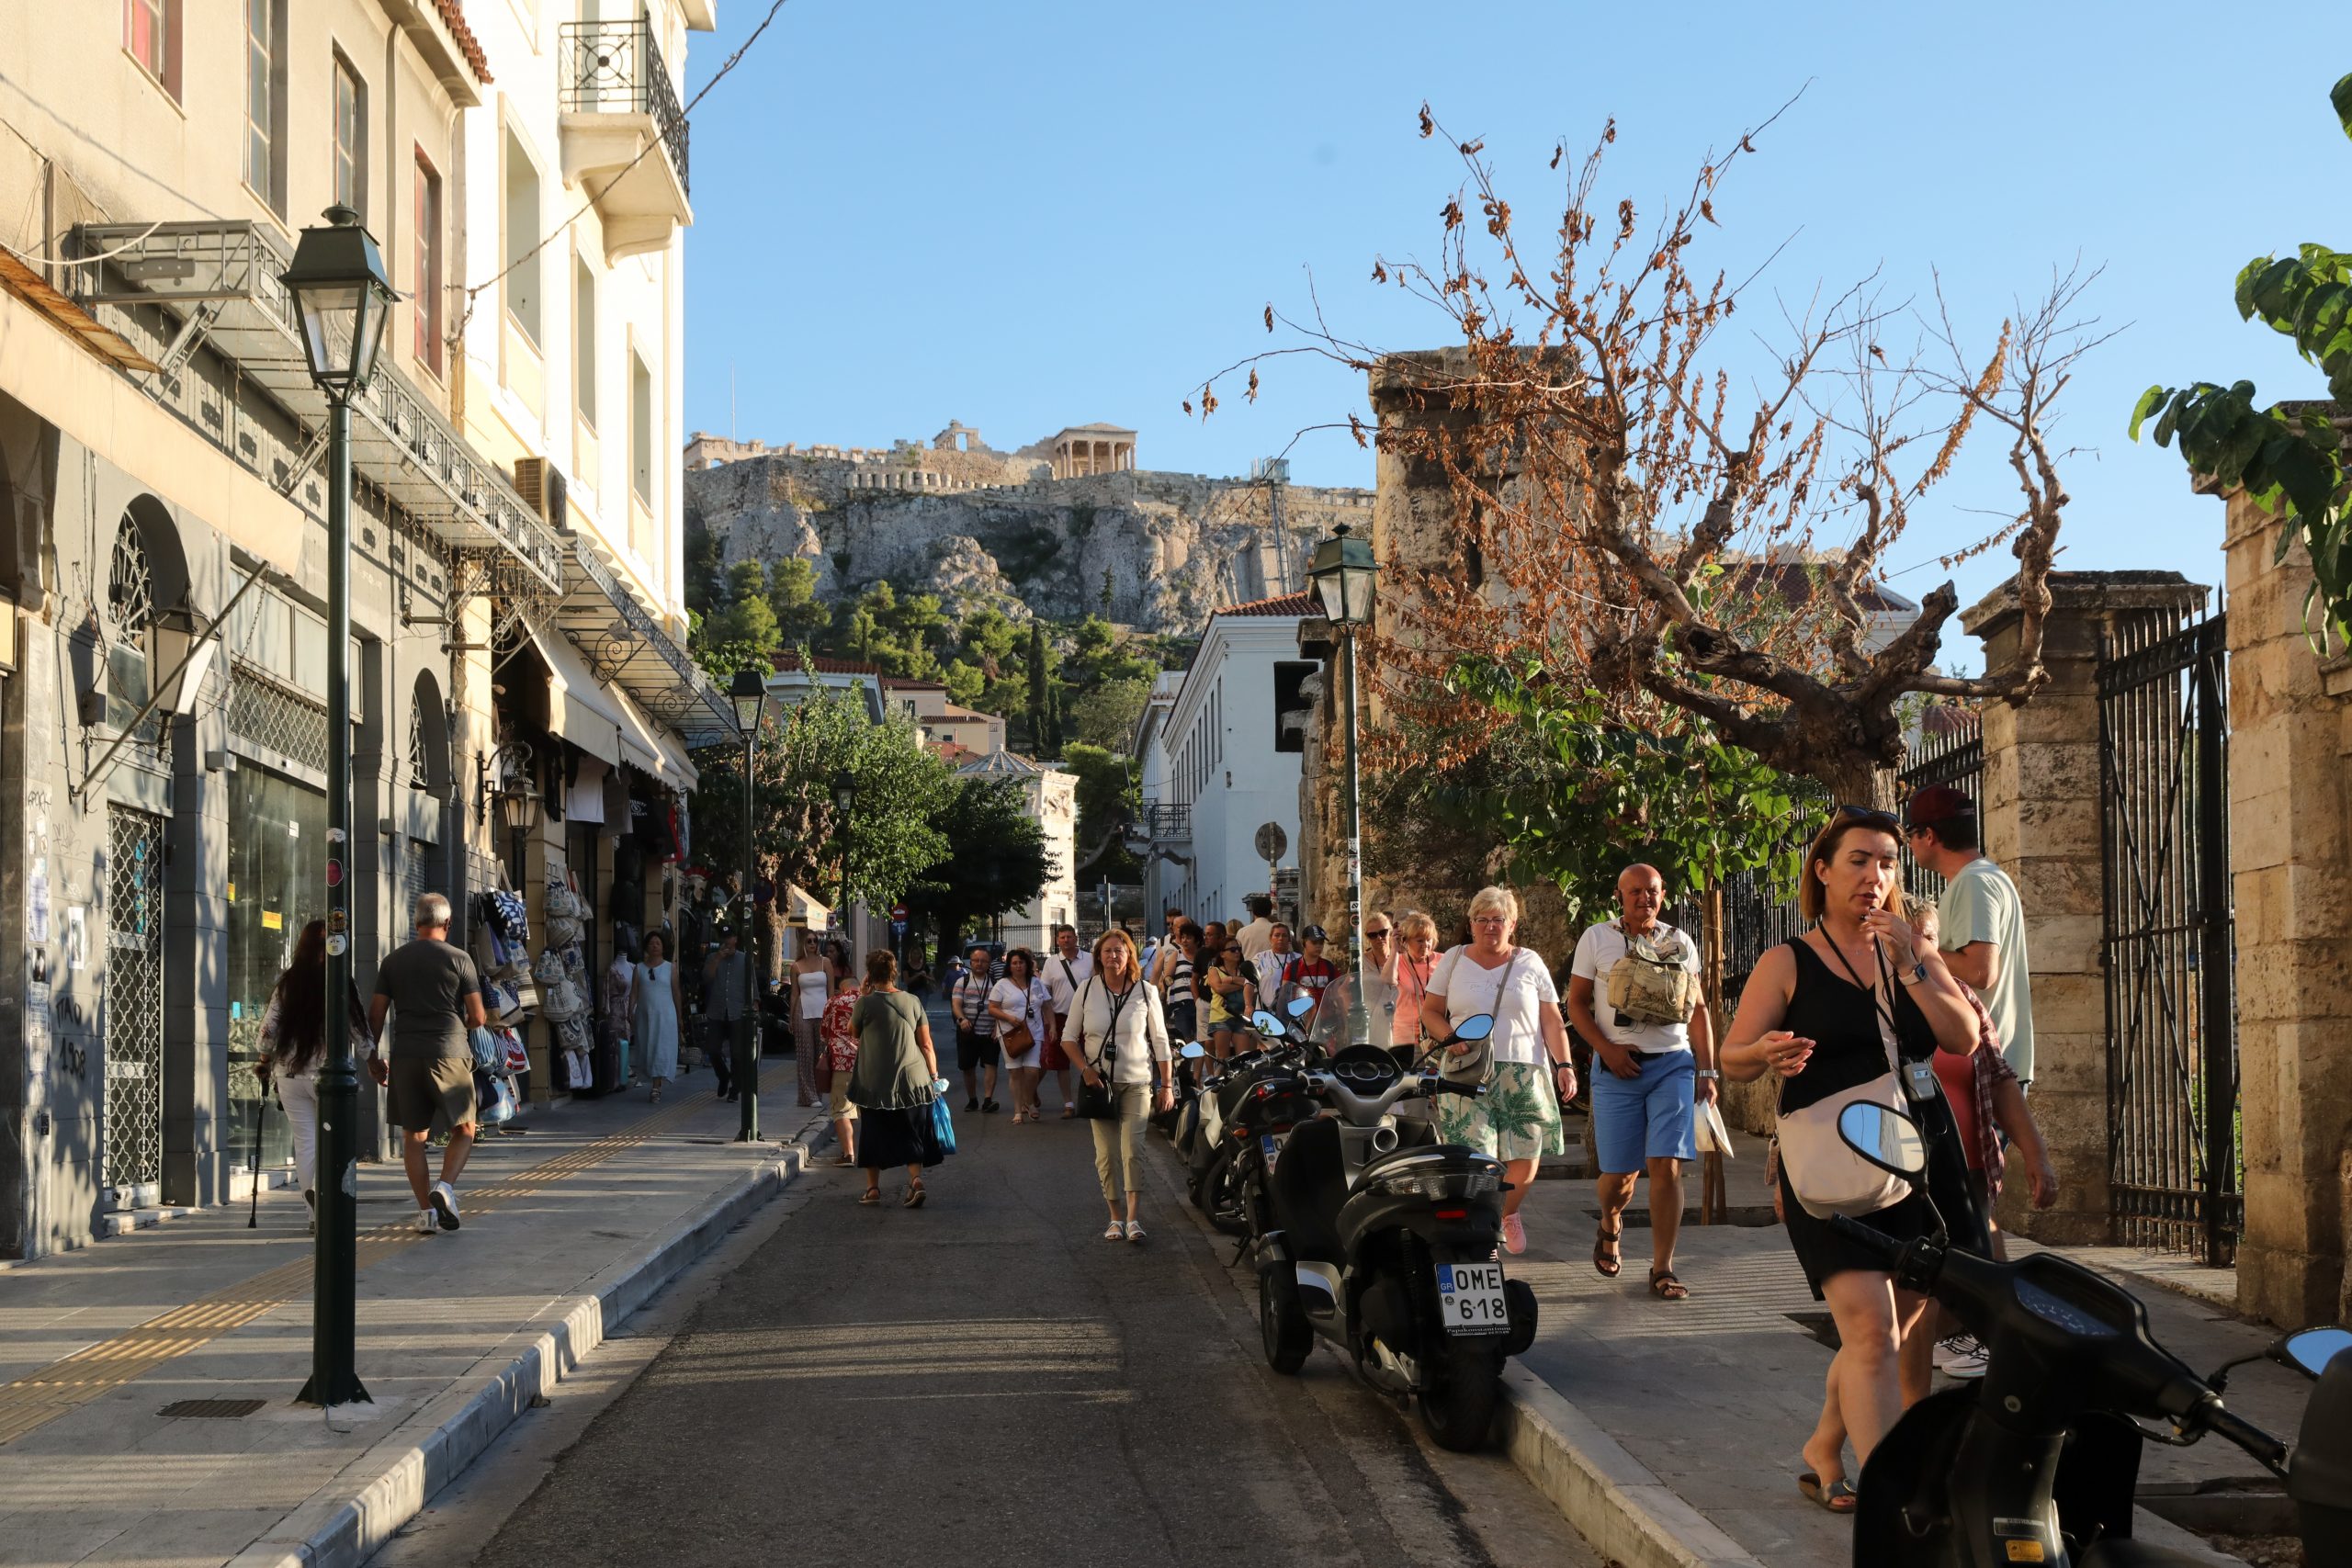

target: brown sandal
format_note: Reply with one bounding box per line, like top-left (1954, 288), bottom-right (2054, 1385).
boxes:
top-left (1649, 1267), bottom-right (1690, 1301)
top-left (1593, 1224), bottom-right (1623, 1278)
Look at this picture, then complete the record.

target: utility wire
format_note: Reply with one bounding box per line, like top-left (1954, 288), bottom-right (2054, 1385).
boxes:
top-left (449, 0), bottom-right (791, 340)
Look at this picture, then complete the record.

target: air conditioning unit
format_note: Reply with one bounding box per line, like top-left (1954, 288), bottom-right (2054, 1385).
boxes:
top-left (512, 457), bottom-right (570, 530)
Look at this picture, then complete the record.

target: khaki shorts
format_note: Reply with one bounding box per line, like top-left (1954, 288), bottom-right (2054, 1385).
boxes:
top-left (389, 1055), bottom-right (477, 1134)
top-left (828, 1079), bottom-right (858, 1120)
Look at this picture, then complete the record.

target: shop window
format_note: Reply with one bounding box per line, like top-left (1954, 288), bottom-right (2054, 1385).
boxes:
top-left (106, 513), bottom-right (155, 735)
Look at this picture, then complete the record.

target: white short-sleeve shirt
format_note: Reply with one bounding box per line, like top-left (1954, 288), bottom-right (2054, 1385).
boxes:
top-left (1568, 920), bottom-right (1701, 1055)
top-left (1043, 951), bottom-right (1092, 1016)
top-left (1427, 945), bottom-right (1560, 1066)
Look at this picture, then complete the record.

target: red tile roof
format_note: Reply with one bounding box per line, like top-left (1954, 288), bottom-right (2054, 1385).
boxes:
top-left (431, 1), bottom-right (493, 84)
top-left (1214, 591), bottom-right (1320, 618)
top-left (880, 677), bottom-right (947, 690)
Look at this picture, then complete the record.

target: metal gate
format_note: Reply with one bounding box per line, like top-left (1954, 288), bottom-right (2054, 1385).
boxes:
top-left (1899, 709), bottom-right (1984, 907)
top-left (102, 806), bottom-right (167, 1199)
top-left (2098, 610), bottom-right (2238, 1265)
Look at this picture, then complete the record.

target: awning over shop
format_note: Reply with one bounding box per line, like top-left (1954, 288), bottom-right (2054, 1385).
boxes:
top-left (535, 627), bottom-right (629, 767)
top-left (780, 882), bottom-right (831, 931)
top-left (551, 532), bottom-right (735, 750)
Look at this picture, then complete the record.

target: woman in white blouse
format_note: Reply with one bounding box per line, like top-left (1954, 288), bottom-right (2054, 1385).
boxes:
top-left (1419, 886), bottom-right (1577, 1258)
top-left (988, 948), bottom-right (1055, 1123)
top-left (1068, 929), bottom-right (1172, 1243)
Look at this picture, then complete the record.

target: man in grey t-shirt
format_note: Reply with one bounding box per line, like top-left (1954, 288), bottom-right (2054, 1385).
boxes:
top-left (368, 893), bottom-right (488, 1235)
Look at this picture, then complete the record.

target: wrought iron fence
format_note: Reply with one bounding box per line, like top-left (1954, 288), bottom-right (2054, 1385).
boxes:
top-left (560, 19), bottom-right (691, 195)
top-left (1899, 707), bottom-right (1984, 908)
top-left (2098, 609), bottom-right (2238, 1265)
top-left (103, 807), bottom-right (167, 1199)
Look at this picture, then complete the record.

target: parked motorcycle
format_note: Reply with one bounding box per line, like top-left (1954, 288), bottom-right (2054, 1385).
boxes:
top-left (1830, 1100), bottom-right (2351, 1566)
top-left (1183, 1009), bottom-right (1315, 1234)
top-left (1252, 1012), bottom-right (1540, 1451)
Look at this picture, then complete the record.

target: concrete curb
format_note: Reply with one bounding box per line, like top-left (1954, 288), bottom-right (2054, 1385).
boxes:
top-left (224, 1142), bottom-right (810, 1568)
top-left (1496, 1365), bottom-right (1765, 1568)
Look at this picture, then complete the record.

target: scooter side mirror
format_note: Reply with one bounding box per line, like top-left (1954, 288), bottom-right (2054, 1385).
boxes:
top-left (2275, 1326), bottom-right (2352, 1380)
top-left (1837, 1101), bottom-right (1928, 1178)
top-left (1453, 1013), bottom-right (1495, 1043)
top-left (1178, 1043), bottom-right (1208, 1060)
top-left (1250, 1010), bottom-right (1285, 1037)
top-left (1285, 994), bottom-right (1317, 1019)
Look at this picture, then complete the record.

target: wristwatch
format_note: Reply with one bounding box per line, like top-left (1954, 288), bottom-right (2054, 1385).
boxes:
top-left (1898, 959), bottom-right (1928, 987)
top-left (1695, 1068), bottom-right (1721, 1079)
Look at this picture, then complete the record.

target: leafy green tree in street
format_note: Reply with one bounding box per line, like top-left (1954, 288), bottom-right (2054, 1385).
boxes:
top-left (2134, 73), bottom-right (2352, 649)
top-left (693, 682), bottom-right (954, 979)
top-left (903, 777), bottom-right (1054, 970)
top-left (1062, 742), bottom-right (1142, 882)
top-left (1070, 676), bottom-right (1151, 751)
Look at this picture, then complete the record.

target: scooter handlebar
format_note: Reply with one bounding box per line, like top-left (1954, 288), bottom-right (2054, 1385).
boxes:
top-left (1824, 1212), bottom-right (1909, 1271)
top-left (2192, 1396), bottom-right (2291, 1472)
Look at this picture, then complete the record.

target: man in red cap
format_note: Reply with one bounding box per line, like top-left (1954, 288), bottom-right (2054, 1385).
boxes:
top-left (1904, 784), bottom-right (2035, 1091)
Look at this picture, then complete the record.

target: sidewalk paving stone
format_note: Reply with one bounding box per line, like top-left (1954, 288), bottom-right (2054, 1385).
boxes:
top-left (1505, 1121), bottom-right (2309, 1567)
top-left (0, 1076), bottom-right (820, 1568)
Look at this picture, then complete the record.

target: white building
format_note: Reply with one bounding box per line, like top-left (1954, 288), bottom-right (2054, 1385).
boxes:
top-left (1136, 593), bottom-right (1314, 932)
top-left (956, 750), bottom-right (1076, 953)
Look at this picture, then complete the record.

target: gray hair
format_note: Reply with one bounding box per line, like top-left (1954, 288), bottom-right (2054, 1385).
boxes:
top-left (413, 892), bottom-right (453, 930)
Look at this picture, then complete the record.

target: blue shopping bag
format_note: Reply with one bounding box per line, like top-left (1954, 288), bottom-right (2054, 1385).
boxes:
top-left (929, 1093), bottom-right (957, 1156)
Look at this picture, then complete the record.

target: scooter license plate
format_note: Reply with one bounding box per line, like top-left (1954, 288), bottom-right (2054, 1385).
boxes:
top-left (1435, 1261), bottom-right (1510, 1336)
top-left (1261, 1134), bottom-right (1281, 1170)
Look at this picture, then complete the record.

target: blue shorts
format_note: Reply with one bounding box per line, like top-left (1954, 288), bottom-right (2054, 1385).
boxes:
top-left (1590, 1047), bottom-right (1697, 1173)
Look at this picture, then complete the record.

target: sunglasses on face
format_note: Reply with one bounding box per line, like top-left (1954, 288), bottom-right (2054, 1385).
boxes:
top-left (1364, 928), bottom-right (1391, 938)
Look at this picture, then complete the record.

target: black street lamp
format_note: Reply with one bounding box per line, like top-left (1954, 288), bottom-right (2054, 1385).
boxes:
top-left (831, 769), bottom-right (856, 946)
top-left (1306, 523), bottom-right (1379, 1045)
top-left (729, 666), bottom-right (768, 1142)
top-left (280, 205), bottom-right (396, 1410)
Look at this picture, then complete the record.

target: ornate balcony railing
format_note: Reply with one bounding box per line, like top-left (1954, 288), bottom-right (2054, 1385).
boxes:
top-left (1144, 804), bottom-right (1191, 842)
top-left (559, 19), bottom-right (690, 196)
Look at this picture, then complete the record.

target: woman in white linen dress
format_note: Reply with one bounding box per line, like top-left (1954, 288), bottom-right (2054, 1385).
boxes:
top-left (633, 931), bottom-right (684, 1102)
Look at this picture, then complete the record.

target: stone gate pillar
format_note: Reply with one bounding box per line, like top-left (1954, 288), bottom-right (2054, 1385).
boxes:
top-left (1963, 570), bottom-right (2208, 1246)
top-left (2221, 488), bottom-right (2352, 1327)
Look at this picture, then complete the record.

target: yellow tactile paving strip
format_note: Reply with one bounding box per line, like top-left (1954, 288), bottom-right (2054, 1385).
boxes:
top-left (0, 1096), bottom-right (713, 1446)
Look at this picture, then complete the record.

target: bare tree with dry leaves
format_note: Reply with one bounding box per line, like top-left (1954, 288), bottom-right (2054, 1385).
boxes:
top-left (1201, 103), bottom-right (2114, 805)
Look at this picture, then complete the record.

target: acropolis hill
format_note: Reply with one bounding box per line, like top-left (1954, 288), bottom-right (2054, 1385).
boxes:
top-left (681, 421), bottom-right (1373, 632)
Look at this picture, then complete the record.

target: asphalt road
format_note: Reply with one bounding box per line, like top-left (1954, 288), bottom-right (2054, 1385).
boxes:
top-left (441, 1075), bottom-right (1601, 1568)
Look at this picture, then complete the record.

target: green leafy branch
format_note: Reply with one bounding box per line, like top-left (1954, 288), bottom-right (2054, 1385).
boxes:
top-left (2131, 72), bottom-right (2352, 649)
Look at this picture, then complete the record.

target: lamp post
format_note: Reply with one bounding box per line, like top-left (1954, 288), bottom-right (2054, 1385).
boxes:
top-left (1306, 523), bottom-right (1379, 1045)
top-left (729, 667), bottom-right (768, 1142)
top-left (831, 770), bottom-right (856, 952)
top-left (281, 205), bottom-right (395, 1409)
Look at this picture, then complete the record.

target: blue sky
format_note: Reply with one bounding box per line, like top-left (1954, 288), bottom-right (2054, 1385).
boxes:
top-left (682, 2), bottom-right (2345, 656)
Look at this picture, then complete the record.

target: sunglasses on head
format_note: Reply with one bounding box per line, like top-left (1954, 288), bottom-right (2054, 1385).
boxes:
top-left (1835, 803), bottom-right (1902, 830)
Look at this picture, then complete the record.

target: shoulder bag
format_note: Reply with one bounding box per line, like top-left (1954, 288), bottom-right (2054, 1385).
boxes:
top-left (1440, 948), bottom-right (1530, 1087)
top-left (1604, 921), bottom-right (1700, 1026)
top-left (1071, 976), bottom-right (1125, 1121)
top-left (1774, 934), bottom-right (1909, 1221)
top-left (997, 980), bottom-right (1037, 1055)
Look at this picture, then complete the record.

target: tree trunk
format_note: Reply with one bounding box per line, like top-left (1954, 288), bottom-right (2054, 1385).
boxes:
top-left (1806, 754), bottom-right (1899, 813)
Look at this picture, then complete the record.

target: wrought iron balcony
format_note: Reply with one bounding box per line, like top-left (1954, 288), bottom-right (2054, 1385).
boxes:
top-left (558, 19), bottom-right (693, 261)
top-left (1144, 804), bottom-right (1192, 842)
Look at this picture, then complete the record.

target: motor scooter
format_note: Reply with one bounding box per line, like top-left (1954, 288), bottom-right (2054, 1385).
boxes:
top-left (1252, 1012), bottom-right (1541, 1451)
top-left (1830, 1100), bottom-right (2352, 1566)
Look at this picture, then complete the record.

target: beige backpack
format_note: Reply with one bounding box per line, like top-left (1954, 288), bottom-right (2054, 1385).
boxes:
top-left (1604, 922), bottom-right (1699, 1026)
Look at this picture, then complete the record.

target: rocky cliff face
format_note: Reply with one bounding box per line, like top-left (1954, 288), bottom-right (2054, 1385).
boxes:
top-left (684, 457), bottom-right (1374, 631)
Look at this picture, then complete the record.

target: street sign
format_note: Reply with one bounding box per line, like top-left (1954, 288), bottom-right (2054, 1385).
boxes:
top-left (1253, 821), bottom-right (1288, 864)
top-left (890, 902), bottom-right (909, 921)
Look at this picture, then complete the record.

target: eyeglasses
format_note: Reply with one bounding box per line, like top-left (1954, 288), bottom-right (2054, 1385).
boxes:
top-left (1835, 803), bottom-right (1902, 831)
top-left (1364, 927), bottom-right (1392, 938)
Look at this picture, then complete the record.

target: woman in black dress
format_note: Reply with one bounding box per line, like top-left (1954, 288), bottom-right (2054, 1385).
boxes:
top-left (1721, 806), bottom-right (1984, 1512)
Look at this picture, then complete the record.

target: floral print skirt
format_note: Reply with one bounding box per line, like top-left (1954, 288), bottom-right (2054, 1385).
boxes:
top-left (1431, 1060), bottom-right (1566, 1163)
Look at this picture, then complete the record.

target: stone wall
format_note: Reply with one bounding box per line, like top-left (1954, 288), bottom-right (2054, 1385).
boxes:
top-left (2221, 486), bottom-right (2352, 1326)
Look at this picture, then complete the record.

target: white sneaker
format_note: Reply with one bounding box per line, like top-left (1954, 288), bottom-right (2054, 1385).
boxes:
top-left (1933, 1333), bottom-right (1987, 1378)
top-left (429, 1180), bottom-right (461, 1232)
top-left (414, 1207), bottom-right (439, 1235)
